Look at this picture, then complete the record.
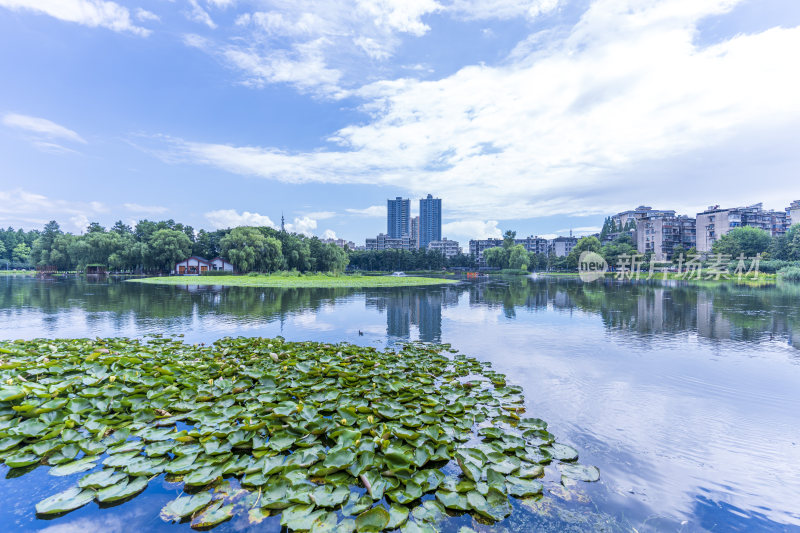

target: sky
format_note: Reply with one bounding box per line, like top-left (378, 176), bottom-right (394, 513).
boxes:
top-left (0, 0), bottom-right (799, 244)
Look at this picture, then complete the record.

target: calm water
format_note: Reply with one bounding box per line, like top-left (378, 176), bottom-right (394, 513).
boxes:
top-left (1, 275), bottom-right (799, 533)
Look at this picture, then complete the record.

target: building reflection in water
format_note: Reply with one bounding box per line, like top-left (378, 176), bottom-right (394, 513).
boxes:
top-left (366, 286), bottom-right (462, 342)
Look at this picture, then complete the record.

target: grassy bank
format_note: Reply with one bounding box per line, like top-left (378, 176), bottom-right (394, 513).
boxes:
top-left (128, 273), bottom-right (459, 288)
top-left (0, 270), bottom-right (35, 276)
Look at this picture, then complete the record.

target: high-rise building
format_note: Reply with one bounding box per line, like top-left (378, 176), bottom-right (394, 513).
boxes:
top-left (789, 200), bottom-right (800, 226)
top-left (419, 194), bottom-right (442, 249)
top-left (387, 197), bottom-right (410, 239)
top-left (410, 216), bottom-right (420, 249)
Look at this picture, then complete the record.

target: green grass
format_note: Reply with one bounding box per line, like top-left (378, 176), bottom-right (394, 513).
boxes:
top-left (0, 270), bottom-right (35, 276)
top-left (128, 273), bottom-right (459, 288)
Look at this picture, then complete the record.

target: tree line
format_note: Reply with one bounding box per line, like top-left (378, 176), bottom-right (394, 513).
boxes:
top-left (13, 220), bottom-right (348, 274)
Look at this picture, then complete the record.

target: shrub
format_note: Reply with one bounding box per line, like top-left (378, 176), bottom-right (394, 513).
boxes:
top-left (200, 270), bottom-right (233, 276)
top-left (778, 266), bottom-right (800, 282)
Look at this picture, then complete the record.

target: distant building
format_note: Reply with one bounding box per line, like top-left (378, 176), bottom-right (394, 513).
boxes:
top-left (427, 238), bottom-right (461, 258)
top-left (174, 256), bottom-right (233, 275)
top-left (469, 235), bottom-right (555, 266)
top-left (549, 236), bottom-right (578, 257)
top-left (789, 200), bottom-right (800, 226)
top-left (321, 238), bottom-right (356, 250)
top-left (696, 203), bottom-right (790, 252)
top-left (469, 238), bottom-right (504, 267)
top-left (410, 216), bottom-right (420, 249)
top-left (387, 197), bottom-right (410, 239)
top-left (366, 233), bottom-right (417, 251)
top-left (636, 214), bottom-right (696, 261)
top-left (419, 194), bottom-right (442, 249)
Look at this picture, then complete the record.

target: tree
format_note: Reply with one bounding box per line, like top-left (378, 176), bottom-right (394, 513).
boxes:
top-left (483, 247), bottom-right (509, 269)
top-left (507, 245), bottom-right (529, 270)
top-left (219, 227), bottom-right (283, 273)
top-left (712, 226), bottom-right (772, 258)
top-left (12, 242), bottom-right (31, 264)
top-left (502, 230), bottom-right (517, 249)
top-left (565, 236), bottom-right (602, 270)
top-left (149, 229), bottom-right (193, 272)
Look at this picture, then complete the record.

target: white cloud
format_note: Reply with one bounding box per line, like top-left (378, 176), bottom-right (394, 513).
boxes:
top-left (442, 219), bottom-right (502, 239)
top-left (204, 209), bottom-right (277, 229)
top-left (187, 0), bottom-right (216, 29)
top-left (0, 0), bottom-right (151, 36)
top-left (448, 0), bottom-right (561, 20)
top-left (555, 226), bottom-right (601, 236)
top-left (0, 189), bottom-right (106, 232)
top-left (164, 0), bottom-right (800, 222)
top-left (135, 8), bottom-right (159, 23)
top-left (123, 203), bottom-right (168, 215)
top-left (346, 205), bottom-right (387, 217)
top-left (322, 229), bottom-right (337, 239)
top-left (285, 216), bottom-right (318, 236)
top-left (3, 113), bottom-right (86, 144)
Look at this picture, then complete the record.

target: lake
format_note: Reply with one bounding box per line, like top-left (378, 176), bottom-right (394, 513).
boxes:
top-left (1, 275), bottom-right (799, 532)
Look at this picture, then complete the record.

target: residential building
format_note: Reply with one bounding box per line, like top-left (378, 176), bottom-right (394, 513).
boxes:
top-left (410, 216), bottom-right (420, 249)
top-left (321, 238), bottom-right (356, 250)
top-left (427, 238), bottom-right (461, 258)
top-left (387, 197), bottom-right (410, 238)
top-left (696, 203), bottom-right (790, 252)
top-left (469, 238), bottom-right (504, 267)
top-left (419, 194), bottom-right (442, 249)
top-left (174, 256), bottom-right (234, 275)
top-left (469, 235), bottom-right (555, 266)
top-left (366, 233), bottom-right (417, 251)
top-left (636, 214), bottom-right (696, 261)
top-left (788, 200), bottom-right (800, 226)
top-left (549, 236), bottom-right (578, 257)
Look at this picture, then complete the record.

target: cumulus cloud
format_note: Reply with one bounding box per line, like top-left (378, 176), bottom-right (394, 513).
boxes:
top-left (442, 219), bottom-right (502, 239)
top-left (0, 0), bottom-right (151, 36)
top-left (0, 189), bottom-right (106, 232)
top-left (3, 113), bottom-right (86, 144)
top-left (346, 205), bottom-right (387, 217)
top-left (322, 229), bottom-right (337, 239)
top-left (135, 8), bottom-right (159, 23)
top-left (164, 0), bottom-right (800, 221)
top-left (204, 209), bottom-right (277, 229)
top-left (285, 216), bottom-right (318, 236)
top-left (305, 211), bottom-right (336, 220)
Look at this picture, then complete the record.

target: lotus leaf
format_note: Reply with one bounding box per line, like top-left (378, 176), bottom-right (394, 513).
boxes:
top-left (49, 456), bottom-right (97, 476)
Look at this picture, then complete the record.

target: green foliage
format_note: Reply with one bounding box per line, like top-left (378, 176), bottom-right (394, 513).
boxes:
top-left (778, 266), bottom-right (800, 282)
top-left (347, 249), bottom-right (452, 272)
top-left (712, 226), bottom-right (772, 258)
top-left (565, 237), bottom-right (601, 270)
top-left (0, 336), bottom-right (596, 530)
top-left (502, 230), bottom-right (517, 249)
top-left (149, 229), bottom-right (193, 273)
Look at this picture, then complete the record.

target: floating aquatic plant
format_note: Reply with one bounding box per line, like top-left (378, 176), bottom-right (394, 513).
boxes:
top-left (0, 336), bottom-right (598, 531)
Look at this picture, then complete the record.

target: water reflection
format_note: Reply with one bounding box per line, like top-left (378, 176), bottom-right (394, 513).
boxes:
top-left (2, 276), bottom-right (800, 531)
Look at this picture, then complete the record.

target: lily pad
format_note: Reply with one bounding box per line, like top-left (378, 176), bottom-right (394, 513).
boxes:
top-left (355, 506), bottom-right (390, 532)
top-left (36, 487), bottom-right (96, 515)
top-left (559, 463), bottom-right (600, 482)
top-left (160, 492), bottom-right (214, 521)
top-left (96, 476), bottom-right (148, 503)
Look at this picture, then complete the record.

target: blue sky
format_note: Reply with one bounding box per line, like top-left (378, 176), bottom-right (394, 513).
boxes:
top-left (1, 0), bottom-right (799, 245)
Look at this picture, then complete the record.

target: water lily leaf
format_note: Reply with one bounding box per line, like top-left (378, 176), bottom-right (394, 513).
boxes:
top-left (15, 419), bottom-right (49, 437)
top-left (343, 494), bottom-right (373, 516)
top-left (160, 492), bottom-right (213, 521)
top-left (49, 456), bottom-right (97, 476)
top-left (388, 481), bottom-right (422, 504)
top-left (546, 443), bottom-right (579, 462)
top-left (505, 477), bottom-right (543, 497)
top-left (165, 453), bottom-right (199, 475)
top-left (322, 448), bottom-right (356, 470)
top-left (517, 464), bottom-right (544, 478)
top-left (79, 468), bottom-right (127, 489)
top-left (386, 504), bottom-right (409, 529)
top-left (559, 463), bottom-right (600, 482)
top-left (355, 506), bottom-right (390, 532)
top-left (191, 501), bottom-right (234, 529)
top-left (183, 465), bottom-right (223, 487)
top-left (125, 456), bottom-right (166, 476)
top-left (435, 490), bottom-right (469, 511)
top-left (36, 487), bottom-right (95, 515)
top-left (0, 436), bottom-right (24, 452)
top-left (312, 484), bottom-right (350, 507)
top-left (248, 506), bottom-right (271, 525)
top-left (456, 456), bottom-right (481, 482)
top-left (103, 450), bottom-right (140, 468)
top-left (5, 453), bottom-right (40, 468)
top-left (96, 476), bottom-right (148, 503)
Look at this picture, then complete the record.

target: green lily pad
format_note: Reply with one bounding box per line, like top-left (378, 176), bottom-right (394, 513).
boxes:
top-left (36, 487), bottom-right (96, 515)
top-left (49, 456), bottom-right (97, 476)
top-left (191, 501), bottom-right (234, 529)
top-left (5, 453), bottom-right (40, 468)
top-left (79, 468), bottom-right (127, 489)
top-left (96, 476), bottom-right (148, 503)
top-left (355, 506), bottom-right (390, 532)
top-left (546, 443), bottom-right (579, 462)
top-left (160, 492), bottom-right (214, 521)
top-left (560, 463), bottom-right (600, 482)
